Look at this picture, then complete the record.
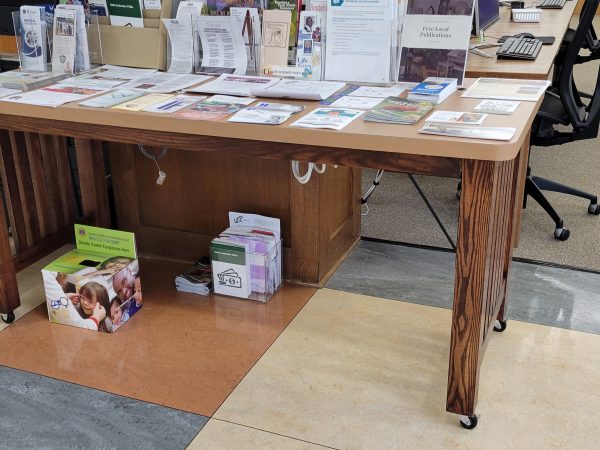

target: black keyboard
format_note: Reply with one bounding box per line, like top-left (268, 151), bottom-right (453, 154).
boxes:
top-left (496, 37), bottom-right (543, 60)
top-left (537, 0), bottom-right (566, 8)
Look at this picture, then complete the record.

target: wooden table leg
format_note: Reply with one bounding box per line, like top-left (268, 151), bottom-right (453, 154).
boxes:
top-left (0, 195), bottom-right (18, 318)
top-left (74, 139), bottom-right (110, 228)
top-left (446, 152), bottom-right (521, 418)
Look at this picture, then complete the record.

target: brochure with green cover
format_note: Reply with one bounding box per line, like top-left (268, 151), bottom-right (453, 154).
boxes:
top-left (365, 97), bottom-right (434, 125)
top-left (107, 0), bottom-right (144, 27)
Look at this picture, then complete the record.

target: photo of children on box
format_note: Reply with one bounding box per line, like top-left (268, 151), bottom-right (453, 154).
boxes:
top-left (41, 224), bottom-right (142, 333)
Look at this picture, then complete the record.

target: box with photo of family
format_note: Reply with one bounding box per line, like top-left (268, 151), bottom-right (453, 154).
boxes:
top-left (41, 224), bottom-right (142, 333)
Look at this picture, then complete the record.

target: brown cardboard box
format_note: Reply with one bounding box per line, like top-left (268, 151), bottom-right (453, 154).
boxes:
top-left (93, 0), bottom-right (172, 70)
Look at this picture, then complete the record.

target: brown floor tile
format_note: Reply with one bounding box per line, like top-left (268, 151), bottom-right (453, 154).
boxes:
top-left (0, 259), bottom-right (315, 416)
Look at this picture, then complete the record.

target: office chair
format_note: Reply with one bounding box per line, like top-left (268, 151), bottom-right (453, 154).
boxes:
top-left (529, 0), bottom-right (600, 241)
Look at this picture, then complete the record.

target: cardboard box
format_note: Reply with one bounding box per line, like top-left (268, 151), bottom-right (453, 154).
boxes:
top-left (42, 225), bottom-right (142, 333)
top-left (92, 0), bottom-right (172, 70)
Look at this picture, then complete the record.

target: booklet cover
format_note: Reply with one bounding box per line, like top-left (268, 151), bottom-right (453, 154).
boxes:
top-left (419, 123), bottom-right (516, 141)
top-left (290, 107), bottom-right (364, 130)
top-left (107, 0), bottom-right (144, 27)
top-left (175, 95), bottom-right (254, 121)
top-left (410, 78), bottom-right (457, 96)
top-left (398, 0), bottom-right (475, 85)
top-left (365, 97), bottom-right (434, 124)
top-left (260, 10), bottom-right (291, 74)
top-left (296, 10), bottom-right (324, 80)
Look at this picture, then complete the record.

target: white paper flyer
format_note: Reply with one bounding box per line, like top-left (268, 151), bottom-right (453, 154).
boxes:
top-left (296, 10), bottom-right (324, 80)
top-left (189, 74), bottom-right (279, 97)
top-left (197, 16), bottom-right (247, 75)
top-left (230, 7), bottom-right (261, 76)
top-left (290, 107), bottom-right (364, 130)
top-left (163, 18), bottom-right (195, 74)
top-left (51, 7), bottom-right (76, 74)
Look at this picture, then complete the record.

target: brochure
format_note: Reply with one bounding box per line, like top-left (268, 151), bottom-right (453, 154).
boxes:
top-left (228, 102), bottom-right (304, 125)
top-left (260, 10), bottom-right (291, 74)
top-left (407, 77), bottom-right (458, 103)
top-left (473, 99), bottom-right (520, 115)
top-left (211, 239), bottom-right (252, 298)
top-left (351, 84), bottom-right (415, 98)
top-left (55, 4), bottom-right (90, 73)
top-left (1, 83), bottom-right (107, 107)
top-left (19, 6), bottom-right (47, 72)
top-left (0, 70), bottom-right (69, 91)
top-left (68, 65), bottom-right (157, 89)
top-left (419, 123), bottom-right (517, 141)
top-left (290, 108), bottom-right (364, 131)
top-left (296, 10), bottom-right (324, 80)
top-left (197, 15), bottom-right (248, 75)
top-left (425, 111), bottom-right (487, 125)
top-left (143, 94), bottom-right (207, 113)
top-left (250, 79), bottom-right (346, 101)
top-left (188, 74), bottom-right (279, 97)
top-left (325, 0), bottom-right (396, 84)
top-left (329, 96), bottom-right (384, 110)
top-left (112, 93), bottom-right (175, 111)
top-left (51, 6), bottom-right (76, 74)
top-left (462, 78), bottom-right (551, 102)
top-left (175, 95), bottom-right (255, 120)
top-left (163, 18), bottom-right (195, 74)
top-left (79, 89), bottom-right (146, 108)
top-left (267, 0), bottom-right (298, 46)
top-left (230, 7), bottom-right (262, 76)
top-left (122, 73), bottom-right (211, 93)
top-left (398, 0), bottom-right (475, 85)
top-left (364, 97), bottom-right (434, 124)
top-left (107, 0), bottom-right (144, 27)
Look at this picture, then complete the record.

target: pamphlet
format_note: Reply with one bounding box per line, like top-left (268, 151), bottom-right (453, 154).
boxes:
top-left (112, 93), bottom-right (175, 111)
top-left (228, 102), bottom-right (304, 125)
top-left (1, 83), bottom-right (107, 107)
top-left (107, 0), bottom-right (144, 27)
top-left (19, 6), bottom-right (47, 72)
top-left (398, 0), bottom-right (475, 85)
top-left (210, 239), bottom-right (252, 298)
top-left (260, 10), bottom-right (291, 74)
top-left (419, 123), bottom-right (517, 141)
top-left (290, 108), bottom-right (364, 130)
top-left (189, 74), bottom-right (279, 97)
top-left (407, 77), bottom-right (458, 104)
top-left (68, 65), bottom-right (157, 89)
top-left (175, 95), bottom-right (255, 120)
top-left (325, 0), bottom-right (396, 84)
top-left (296, 10), bottom-right (324, 80)
top-left (267, 0), bottom-right (298, 46)
top-left (364, 97), bottom-right (434, 124)
top-left (425, 111), bottom-right (487, 125)
top-left (473, 99), bottom-right (520, 115)
top-left (143, 94), bottom-right (206, 113)
top-left (196, 16), bottom-right (247, 75)
top-left (0, 70), bottom-right (69, 91)
top-left (230, 7), bottom-right (262, 76)
top-left (462, 78), bottom-right (551, 102)
top-left (122, 73), bottom-right (211, 93)
top-left (250, 79), bottom-right (346, 101)
top-left (56, 4), bottom-right (90, 73)
top-left (79, 89), bottom-right (146, 108)
top-left (351, 84), bottom-right (415, 98)
top-left (176, 1), bottom-right (203, 19)
top-left (163, 18), bottom-right (195, 74)
top-left (330, 96), bottom-right (385, 110)
top-left (51, 6), bottom-right (76, 74)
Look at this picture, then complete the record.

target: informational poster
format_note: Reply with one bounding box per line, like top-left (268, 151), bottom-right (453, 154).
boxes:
top-left (325, 0), bottom-right (396, 84)
top-left (398, 0), bottom-right (475, 85)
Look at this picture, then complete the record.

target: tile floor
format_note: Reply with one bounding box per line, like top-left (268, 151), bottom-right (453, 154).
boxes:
top-left (2, 241), bottom-right (600, 449)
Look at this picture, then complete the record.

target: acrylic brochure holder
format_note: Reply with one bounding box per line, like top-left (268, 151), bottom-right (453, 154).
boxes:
top-left (87, 13), bottom-right (103, 66)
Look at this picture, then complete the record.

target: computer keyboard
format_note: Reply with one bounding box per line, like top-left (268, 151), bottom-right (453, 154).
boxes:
top-left (537, 0), bottom-right (566, 9)
top-left (496, 37), bottom-right (543, 60)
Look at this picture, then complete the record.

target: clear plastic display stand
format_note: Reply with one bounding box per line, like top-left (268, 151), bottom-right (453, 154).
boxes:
top-left (86, 12), bottom-right (103, 67)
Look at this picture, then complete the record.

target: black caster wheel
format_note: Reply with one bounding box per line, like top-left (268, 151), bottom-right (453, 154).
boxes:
top-left (494, 320), bottom-right (507, 332)
top-left (460, 415), bottom-right (478, 430)
top-left (554, 227), bottom-right (570, 241)
top-left (588, 203), bottom-right (600, 215)
top-left (1, 311), bottom-right (15, 324)
top-left (456, 181), bottom-right (462, 200)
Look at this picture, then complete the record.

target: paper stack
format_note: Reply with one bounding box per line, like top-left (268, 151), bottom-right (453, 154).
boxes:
top-left (364, 97), bottom-right (434, 125)
top-left (407, 77), bottom-right (458, 105)
top-left (0, 70), bottom-right (69, 92)
top-left (175, 258), bottom-right (213, 296)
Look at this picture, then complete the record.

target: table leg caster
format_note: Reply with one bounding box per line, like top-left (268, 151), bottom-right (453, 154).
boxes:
top-left (459, 414), bottom-right (478, 430)
top-left (494, 319), bottom-right (507, 332)
top-left (1, 311), bottom-right (15, 324)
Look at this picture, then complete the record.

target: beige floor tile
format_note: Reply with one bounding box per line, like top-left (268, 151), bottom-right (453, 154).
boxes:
top-left (187, 420), bottom-right (331, 450)
top-left (215, 288), bottom-right (600, 450)
top-left (1, 245), bottom-right (73, 332)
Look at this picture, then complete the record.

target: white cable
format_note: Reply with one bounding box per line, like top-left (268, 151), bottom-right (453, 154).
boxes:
top-left (313, 164), bottom-right (326, 174)
top-left (292, 161), bottom-right (314, 184)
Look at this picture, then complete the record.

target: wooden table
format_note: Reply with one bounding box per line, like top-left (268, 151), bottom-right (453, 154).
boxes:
top-left (0, 87), bottom-right (542, 425)
top-left (466, 1), bottom-right (578, 79)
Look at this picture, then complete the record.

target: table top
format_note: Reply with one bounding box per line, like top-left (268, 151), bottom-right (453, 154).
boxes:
top-left (0, 83), bottom-right (541, 162)
top-left (466, 1), bottom-right (578, 79)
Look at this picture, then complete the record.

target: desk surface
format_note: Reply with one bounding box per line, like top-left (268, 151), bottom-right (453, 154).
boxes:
top-left (0, 84), bottom-right (541, 162)
top-left (466, 1), bottom-right (577, 79)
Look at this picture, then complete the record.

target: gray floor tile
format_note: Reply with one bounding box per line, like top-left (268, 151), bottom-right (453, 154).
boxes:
top-left (326, 240), bottom-right (600, 334)
top-left (0, 366), bottom-right (208, 450)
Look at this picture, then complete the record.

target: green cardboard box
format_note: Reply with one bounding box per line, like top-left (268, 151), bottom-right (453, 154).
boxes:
top-left (41, 225), bottom-right (142, 333)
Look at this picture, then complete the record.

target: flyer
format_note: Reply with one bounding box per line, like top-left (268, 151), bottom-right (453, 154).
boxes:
top-left (296, 10), bottom-right (324, 80)
top-left (19, 6), bottom-right (47, 72)
top-left (228, 102), bottom-right (304, 125)
top-left (351, 84), bottom-right (415, 98)
top-left (107, 0), bottom-right (144, 27)
top-left (79, 89), bottom-right (146, 108)
top-left (1, 83), bottom-right (107, 107)
top-left (51, 7), bottom-right (76, 74)
top-left (197, 16), bottom-right (248, 75)
top-left (419, 123), bottom-right (516, 141)
top-left (473, 99), bottom-right (520, 115)
top-left (163, 18), bottom-right (195, 74)
top-left (260, 10), bottom-right (291, 74)
top-left (175, 95), bottom-right (255, 121)
top-left (122, 73), bottom-right (211, 93)
top-left (230, 7), bottom-right (262, 76)
top-left (112, 93), bottom-right (175, 111)
top-left (462, 78), bottom-right (551, 102)
top-left (143, 94), bottom-right (207, 113)
top-left (68, 65), bottom-right (157, 89)
top-left (250, 79), bottom-right (346, 101)
top-left (189, 74), bottom-right (279, 97)
top-left (290, 108), bottom-right (364, 131)
top-left (425, 110), bottom-right (487, 125)
top-left (330, 96), bottom-right (384, 110)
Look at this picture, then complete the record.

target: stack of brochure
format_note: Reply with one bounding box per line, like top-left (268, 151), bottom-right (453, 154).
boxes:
top-left (175, 258), bottom-right (213, 296)
top-left (364, 97), bottom-right (434, 125)
top-left (407, 78), bottom-right (458, 105)
top-left (228, 102), bottom-right (304, 125)
top-left (0, 70), bottom-right (68, 92)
